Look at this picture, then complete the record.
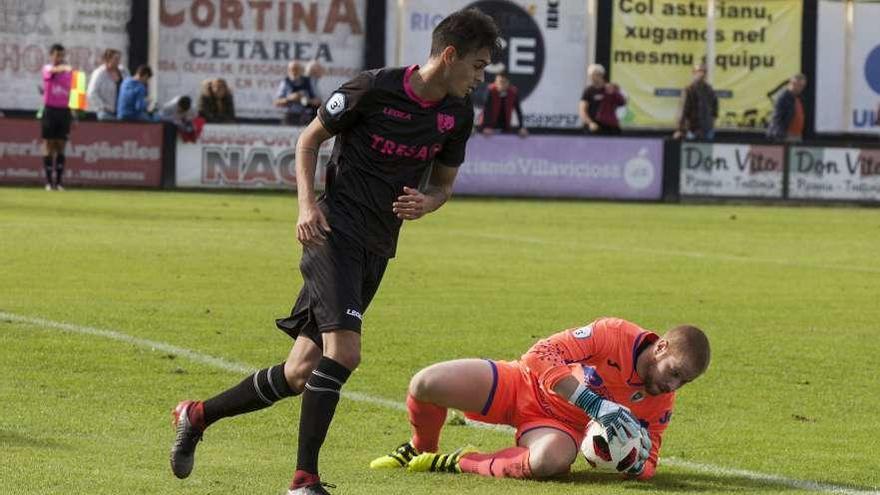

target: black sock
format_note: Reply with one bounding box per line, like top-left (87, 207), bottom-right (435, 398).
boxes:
top-left (43, 156), bottom-right (53, 186)
top-left (54, 154), bottom-right (65, 186)
top-left (202, 362), bottom-right (296, 427)
top-left (296, 357), bottom-right (352, 475)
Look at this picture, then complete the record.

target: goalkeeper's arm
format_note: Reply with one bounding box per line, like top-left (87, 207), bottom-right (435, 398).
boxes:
top-left (552, 376), bottom-right (640, 442)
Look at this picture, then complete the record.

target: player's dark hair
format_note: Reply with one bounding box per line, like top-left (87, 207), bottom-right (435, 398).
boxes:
top-left (135, 65), bottom-right (153, 78)
top-left (49, 43), bottom-right (64, 54)
top-left (178, 96), bottom-right (192, 111)
top-left (430, 8), bottom-right (501, 59)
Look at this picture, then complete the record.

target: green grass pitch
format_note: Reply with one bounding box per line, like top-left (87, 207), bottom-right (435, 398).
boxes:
top-left (1, 187), bottom-right (879, 494)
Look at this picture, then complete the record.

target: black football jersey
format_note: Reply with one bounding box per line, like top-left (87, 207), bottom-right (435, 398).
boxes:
top-left (317, 65), bottom-right (474, 258)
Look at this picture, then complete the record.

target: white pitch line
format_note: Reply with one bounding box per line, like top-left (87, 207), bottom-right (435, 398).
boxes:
top-left (447, 231), bottom-right (880, 275)
top-left (2, 311), bottom-right (878, 495)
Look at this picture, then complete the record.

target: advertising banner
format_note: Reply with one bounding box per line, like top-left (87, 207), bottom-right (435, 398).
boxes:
top-left (611, 0), bottom-right (802, 130)
top-left (815, 0), bottom-right (880, 134)
top-left (175, 123), bottom-right (333, 189)
top-left (392, 0), bottom-right (589, 129)
top-left (679, 142), bottom-right (784, 198)
top-left (454, 135), bottom-right (663, 199)
top-left (788, 146), bottom-right (880, 201)
top-left (0, 0), bottom-right (131, 111)
top-left (0, 119), bottom-right (163, 187)
top-left (155, 0), bottom-right (366, 119)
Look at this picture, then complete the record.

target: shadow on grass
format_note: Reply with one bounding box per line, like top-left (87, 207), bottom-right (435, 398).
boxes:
top-left (545, 470), bottom-right (879, 493)
top-left (0, 429), bottom-right (69, 450)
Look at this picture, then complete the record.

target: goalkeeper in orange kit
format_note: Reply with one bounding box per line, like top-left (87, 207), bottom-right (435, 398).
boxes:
top-left (371, 317), bottom-right (710, 480)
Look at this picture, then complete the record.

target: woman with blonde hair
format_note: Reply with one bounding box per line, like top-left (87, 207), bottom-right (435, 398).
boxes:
top-left (197, 78), bottom-right (235, 123)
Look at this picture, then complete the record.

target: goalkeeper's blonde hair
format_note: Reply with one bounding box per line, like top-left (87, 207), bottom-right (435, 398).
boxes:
top-left (666, 325), bottom-right (711, 375)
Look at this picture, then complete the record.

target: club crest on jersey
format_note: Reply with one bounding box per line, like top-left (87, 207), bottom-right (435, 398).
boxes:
top-left (326, 92), bottom-right (345, 116)
top-left (572, 325), bottom-right (593, 339)
top-left (437, 113), bottom-right (455, 133)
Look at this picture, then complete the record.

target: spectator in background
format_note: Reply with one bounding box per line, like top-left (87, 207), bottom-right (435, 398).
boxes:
top-left (767, 74), bottom-right (807, 142)
top-left (579, 64), bottom-right (626, 135)
top-left (117, 65), bottom-right (157, 121)
top-left (305, 59), bottom-right (326, 121)
top-left (478, 71), bottom-right (528, 137)
top-left (160, 96), bottom-right (198, 136)
top-left (305, 59), bottom-right (325, 102)
top-left (673, 63), bottom-right (718, 140)
top-left (275, 61), bottom-right (315, 125)
top-left (198, 78), bottom-right (236, 123)
top-left (86, 48), bottom-right (129, 121)
top-left (40, 43), bottom-right (73, 191)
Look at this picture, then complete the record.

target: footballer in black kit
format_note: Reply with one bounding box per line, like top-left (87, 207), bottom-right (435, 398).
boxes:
top-left (276, 64), bottom-right (476, 341)
top-left (169, 8), bottom-right (501, 495)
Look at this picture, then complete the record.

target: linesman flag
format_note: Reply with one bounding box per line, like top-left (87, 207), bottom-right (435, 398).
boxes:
top-left (68, 70), bottom-right (87, 110)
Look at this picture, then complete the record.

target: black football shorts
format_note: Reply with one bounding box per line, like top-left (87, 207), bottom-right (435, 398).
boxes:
top-left (275, 229), bottom-right (388, 348)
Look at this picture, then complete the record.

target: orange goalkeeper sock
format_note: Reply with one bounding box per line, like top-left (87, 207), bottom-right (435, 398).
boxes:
top-left (459, 446), bottom-right (533, 479)
top-left (407, 394), bottom-right (446, 453)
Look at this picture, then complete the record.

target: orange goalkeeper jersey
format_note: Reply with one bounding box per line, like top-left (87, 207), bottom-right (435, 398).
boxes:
top-left (519, 317), bottom-right (675, 479)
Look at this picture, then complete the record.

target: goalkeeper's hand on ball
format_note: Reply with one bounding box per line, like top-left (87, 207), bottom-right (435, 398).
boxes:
top-left (571, 384), bottom-right (640, 442)
top-left (625, 427), bottom-right (652, 475)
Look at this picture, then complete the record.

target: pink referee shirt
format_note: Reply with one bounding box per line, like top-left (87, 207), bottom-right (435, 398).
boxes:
top-left (42, 64), bottom-right (72, 109)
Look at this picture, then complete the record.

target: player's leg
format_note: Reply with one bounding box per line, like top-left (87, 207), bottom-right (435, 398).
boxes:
top-left (200, 334), bottom-right (321, 426)
top-left (169, 335), bottom-right (320, 480)
top-left (289, 231), bottom-right (373, 494)
top-left (52, 138), bottom-right (67, 190)
top-left (515, 427), bottom-right (578, 477)
top-left (41, 138), bottom-right (54, 190)
top-left (450, 427), bottom-right (576, 479)
top-left (408, 359), bottom-right (495, 450)
top-left (290, 329), bottom-right (359, 493)
top-left (373, 359), bottom-right (497, 470)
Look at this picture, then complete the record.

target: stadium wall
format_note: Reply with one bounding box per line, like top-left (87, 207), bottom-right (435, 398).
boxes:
top-left (2, 116), bottom-right (878, 204)
top-left (0, 117), bottom-right (166, 188)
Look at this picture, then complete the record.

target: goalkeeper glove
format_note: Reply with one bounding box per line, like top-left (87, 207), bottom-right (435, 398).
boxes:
top-left (569, 383), bottom-right (640, 442)
top-left (625, 426), bottom-right (652, 475)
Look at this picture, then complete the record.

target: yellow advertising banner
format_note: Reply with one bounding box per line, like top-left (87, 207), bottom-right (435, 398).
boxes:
top-left (611, 0), bottom-right (802, 130)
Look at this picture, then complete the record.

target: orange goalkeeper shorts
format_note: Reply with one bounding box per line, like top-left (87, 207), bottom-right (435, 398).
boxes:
top-left (463, 359), bottom-right (585, 446)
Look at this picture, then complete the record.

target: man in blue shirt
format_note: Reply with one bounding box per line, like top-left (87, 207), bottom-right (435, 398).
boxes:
top-left (117, 65), bottom-right (157, 121)
top-left (274, 61), bottom-right (317, 126)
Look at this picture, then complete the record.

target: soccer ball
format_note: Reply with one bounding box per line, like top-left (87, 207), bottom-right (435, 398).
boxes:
top-left (580, 420), bottom-right (640, 472)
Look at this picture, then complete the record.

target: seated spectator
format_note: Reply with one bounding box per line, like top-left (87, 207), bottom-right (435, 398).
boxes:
top-left (579, 64), bottom-right (626, 135)
top-left (159, 95), bottom-right (196, 132)
top-left (478, 71), bottom-right (528, 137)
top-left (117, 65), bottom-right (157, 121)
top-left (767, 74), bottom-right (807, 142)
top-left (275, 61), bottom-right (315, 126)
top-left (87, 48), bottom-right (129, 120)
top-left (198, 78), bottom-right (235, 123)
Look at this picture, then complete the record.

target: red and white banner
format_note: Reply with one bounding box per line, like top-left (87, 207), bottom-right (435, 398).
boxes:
top-left (153, 0), bottom-right (366, 119)
top-left (175, 123), bottom-right (333, 189)
top-left (0, 119), bottom-right (163, 187)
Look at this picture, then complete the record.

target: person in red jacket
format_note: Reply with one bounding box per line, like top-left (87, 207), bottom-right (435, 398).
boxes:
top-left (579, 64), bottom-right (627, 135)
top-left (478, 71), bottom-right (528, 137)
top-left (371, 317), bottom-right (710, 481)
